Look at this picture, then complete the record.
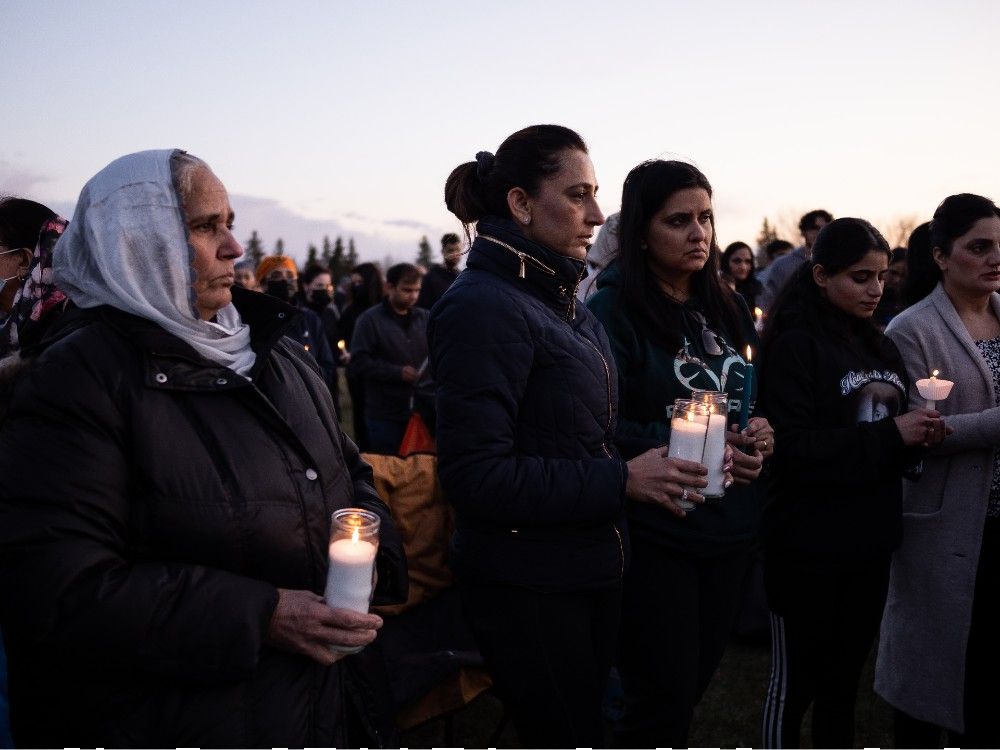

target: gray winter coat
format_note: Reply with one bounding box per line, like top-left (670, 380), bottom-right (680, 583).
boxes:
top-left (875, 283), bottom-right (1000, 733)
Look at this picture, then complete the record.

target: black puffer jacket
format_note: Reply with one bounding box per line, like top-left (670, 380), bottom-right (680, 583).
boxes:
top-left (0, 287), bottom-right (406, 748)
top-left (428, 217), bottom-right (628, 593)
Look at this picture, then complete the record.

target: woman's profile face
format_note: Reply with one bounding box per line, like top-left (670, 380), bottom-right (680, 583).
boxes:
top-left (520, 148), bottom-right (605, 260)
top-left (645, 187), bottom-right (713, 284)
top-left (937, 215), bottom-right (1000, 298)
top-left (184, 169), bottom-right (244, 320)
top-left (727, 247), bottom-right (753, 281)
top-left (815, 249), bottom-right (888, 319)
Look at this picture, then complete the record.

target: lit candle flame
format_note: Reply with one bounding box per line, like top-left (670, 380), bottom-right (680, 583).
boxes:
top-left (931, 369), bottom-right (939, 379)
top-left (686, 409), bottom-right (695, 422)
top-left (746, 345), bottom-right (753, 363)
top-left (754, 307), bottom-right (763, 321)
top-left (337, 340), bottom-right (347, 351)
top-left (351, 527), bottom-right (359, 544)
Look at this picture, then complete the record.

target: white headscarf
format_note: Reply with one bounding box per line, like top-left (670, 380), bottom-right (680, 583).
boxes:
top-left (54, 149), bottom-right (256, 376)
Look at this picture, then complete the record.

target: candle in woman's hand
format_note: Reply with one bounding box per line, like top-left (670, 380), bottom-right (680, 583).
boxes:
top-left (915, 369), bottom-right (954, 410)
top-left (738, 345), bottom-right (755, 431)
top-left (669, 400), bottom-right (708, 510)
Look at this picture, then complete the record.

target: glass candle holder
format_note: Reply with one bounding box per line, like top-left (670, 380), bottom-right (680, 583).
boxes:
top-left (690, 391), bottom-right (729, 498)
top-left (325, 509), bottom-right (380, 652)
top-left (668, 399), bottom-right (709, 510)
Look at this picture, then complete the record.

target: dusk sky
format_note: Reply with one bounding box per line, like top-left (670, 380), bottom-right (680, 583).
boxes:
top-left (3, 0), bottom-right (997, 265)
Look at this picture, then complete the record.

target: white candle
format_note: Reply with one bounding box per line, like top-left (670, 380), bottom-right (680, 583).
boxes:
top-left (915, 369), bottom-right (954, 410)
top-left (702, 412), bottom-right (728, 497)
top-left (669, 410), bottom-right (707, 510)
top-left (325, 533), bottom-right (377, 614)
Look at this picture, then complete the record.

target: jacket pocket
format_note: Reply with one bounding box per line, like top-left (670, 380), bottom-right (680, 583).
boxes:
top-left (902, 456), bottom-right (951, 517)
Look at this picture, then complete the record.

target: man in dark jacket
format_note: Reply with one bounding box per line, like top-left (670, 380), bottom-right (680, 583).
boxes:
top-left (349, 263), bottom-right (430, 454)
top-left (416, 233), bottom-right (462, 310)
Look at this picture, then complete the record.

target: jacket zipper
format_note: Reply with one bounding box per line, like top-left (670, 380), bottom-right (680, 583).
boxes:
top-left (581, 334), bottom-right (625, 580)
top-left (479, 234), bottom-right (557, 279)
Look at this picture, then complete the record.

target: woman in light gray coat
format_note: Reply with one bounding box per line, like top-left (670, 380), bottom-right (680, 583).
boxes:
top-left (876, 193), bottom-right (1000, 747)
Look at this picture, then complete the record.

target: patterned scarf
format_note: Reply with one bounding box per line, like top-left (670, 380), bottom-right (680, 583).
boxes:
top-left (0, 216), bottom-right (68, 357)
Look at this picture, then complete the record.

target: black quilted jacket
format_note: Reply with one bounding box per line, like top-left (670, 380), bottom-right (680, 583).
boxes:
top-left (0, 287), bottom-right (406, 748)
top-left (428, 217), bottom-right (629, 592)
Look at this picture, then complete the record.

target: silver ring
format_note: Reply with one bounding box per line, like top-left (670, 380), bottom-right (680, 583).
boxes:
top-left (681, 488), bottom-right (689, 502)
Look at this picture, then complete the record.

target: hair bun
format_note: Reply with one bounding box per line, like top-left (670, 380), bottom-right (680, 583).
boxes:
top-left (475, 151), bottom-right (495, 182)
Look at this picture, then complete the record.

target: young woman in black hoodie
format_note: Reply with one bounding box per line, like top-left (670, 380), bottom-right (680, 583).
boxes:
top-left (758, 218), bottom-right (948, 749)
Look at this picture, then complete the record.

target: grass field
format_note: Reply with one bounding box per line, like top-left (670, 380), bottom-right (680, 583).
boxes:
top-left (400, 640), bottom-right (895, 748)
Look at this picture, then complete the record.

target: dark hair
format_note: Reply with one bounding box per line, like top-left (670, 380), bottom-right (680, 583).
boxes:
top-left (901, 222), bottom-right (933, 306)
top-left (444, 124), bottom-right (588, 236)
top-left (905, 194), bottom-right (1000, 304)
top-left (764, 238), bottom-right (794, 260)
top-left (0, 197), bottom-right (57, 249)
top-left (798, 209), bottom-right (834, 234)
top-left (762, 218), bottom-right (890, 361)
top-left (440, 233), bottom-right (460, 247)
top-left (386, 262), bottom-right (421, 287)
top-left (616, 160), bottom-right (746, 353)
top-left (723, 241), bottom-right (755, 275)
top-left (350, 262), bottom-right (384, 310)
top-left (300, 263), bottom-right (332, 287)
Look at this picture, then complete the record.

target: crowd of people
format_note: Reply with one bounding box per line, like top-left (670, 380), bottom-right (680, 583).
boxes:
top-left (0, 128), bottom-right (997, 749)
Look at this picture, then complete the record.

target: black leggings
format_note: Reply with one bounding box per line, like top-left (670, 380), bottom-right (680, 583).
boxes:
top-left (460, 583), bottom-right (620, 749)
top-left (615, 539), bottom-right (751, 748)
top-left (761, 557), bottom-right (890, 749)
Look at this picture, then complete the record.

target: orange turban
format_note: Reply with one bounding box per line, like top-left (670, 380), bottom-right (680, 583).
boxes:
top-left (254, 255), bottom-right (298, 285)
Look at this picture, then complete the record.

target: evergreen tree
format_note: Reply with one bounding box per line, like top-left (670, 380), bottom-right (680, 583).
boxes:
top-left (245, 230), bottom-right (265, 268)
top-left (306, 244), bottom-right (318, 266)
top-left (756, 218), bottom-right (778, 249)
top-left (346, 238), bottom-right (358, 269)
top-left (330, 235), bottom-right (344, 276)
top-left (275, 238), bottom-right (285, 256)
top-left (416, 235), bottom-right (433, 267)
top-left (321, 235), bottom-right (333, 265)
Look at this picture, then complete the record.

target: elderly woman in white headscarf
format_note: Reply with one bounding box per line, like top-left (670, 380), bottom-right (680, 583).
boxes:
top-left (0, 150), bottom-right (405, 748)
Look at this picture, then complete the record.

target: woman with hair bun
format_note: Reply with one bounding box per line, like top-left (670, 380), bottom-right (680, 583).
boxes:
top-left (876, 193), bottom-right (1000, 748)
top-left (430, 125), bottom-right (704, 747)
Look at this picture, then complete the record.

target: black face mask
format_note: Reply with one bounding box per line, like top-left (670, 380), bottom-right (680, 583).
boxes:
top-left (265, 279), bottom-right (292, 301)
top-left (310, 289), bottom-right (332, 307)
top-left (352, 282), bottom-right (369, 306)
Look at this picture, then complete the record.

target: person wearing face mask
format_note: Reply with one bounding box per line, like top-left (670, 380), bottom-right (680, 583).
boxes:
top-left (299, 264), bottom-right (343, 414)
top-left (256, 255), bottom-right (337, 397)
top-left (339, 263), bottom-right (386, 451)
top-left (0, 196), bottom-right (71, 750)
top-left (0, 198), bottom-right (69, 364)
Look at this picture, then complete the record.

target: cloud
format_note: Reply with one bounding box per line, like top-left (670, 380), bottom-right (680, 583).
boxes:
top-left (0, 161), bottom-right (52, 196)
top-left (45, 190), bottom-right (451, 269)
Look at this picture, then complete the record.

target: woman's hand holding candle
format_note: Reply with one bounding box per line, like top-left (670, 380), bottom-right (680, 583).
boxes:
top-left (726, 426), bottom-right (764, 484)
top-left (894, 408), bottom-right (951, 447)
top-left (743, 416), bottom-right (775, 460)
top-left (625, 447), bottom-right (708, 518)
top-left (265, 588), bottom-right (383, 666)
